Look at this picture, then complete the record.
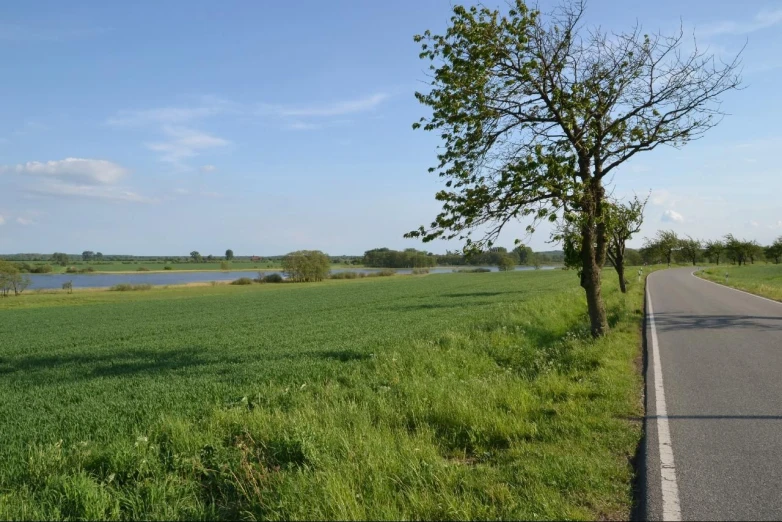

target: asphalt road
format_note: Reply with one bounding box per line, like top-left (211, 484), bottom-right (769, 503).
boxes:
top-left (643, 267), bottom-right (782, 521)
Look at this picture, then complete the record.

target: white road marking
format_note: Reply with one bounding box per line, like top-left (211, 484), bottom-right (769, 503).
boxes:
top-left (691, 269), bottom-right (782, 307)
top-left (647, 282), bottom-right (682, 521)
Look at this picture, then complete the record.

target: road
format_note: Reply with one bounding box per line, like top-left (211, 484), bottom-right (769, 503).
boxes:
top-left (643, 267), bottom-right (782, 521)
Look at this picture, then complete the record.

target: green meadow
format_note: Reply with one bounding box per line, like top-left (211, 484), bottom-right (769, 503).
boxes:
top-left (699, 264), bottom-right (782, 302)
top-left (0, 270), bottom-right (645, 520)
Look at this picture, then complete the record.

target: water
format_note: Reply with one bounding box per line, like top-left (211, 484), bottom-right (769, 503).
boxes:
top-left (26, 266), bottom-right (558, 291)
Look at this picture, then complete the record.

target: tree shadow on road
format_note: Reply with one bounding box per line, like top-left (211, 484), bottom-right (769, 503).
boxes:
top-left (652, 313), bottom-right (782, 332)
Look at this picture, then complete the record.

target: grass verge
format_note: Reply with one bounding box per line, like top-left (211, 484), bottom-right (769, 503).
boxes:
top-left (697, 264), bottom-right (782, 302)
top-left (0, 270), bottom-right (645, 520)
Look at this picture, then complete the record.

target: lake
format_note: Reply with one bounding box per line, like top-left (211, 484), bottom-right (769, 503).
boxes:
top-left (25, 266), bottom-right (559, 290)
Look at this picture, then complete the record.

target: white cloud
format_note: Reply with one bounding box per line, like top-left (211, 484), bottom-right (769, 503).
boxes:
top-left (747, 220), bottom-right (760, 228)
top-left (30, 181), bottom-right (156, 203)
top-left (108, 107), bottom-right (220, 127)
top-left (200, 164), bottom-right (216, 172)
top-left (662, 209), bottom-right (684, 223)
top-left (699, 8), bottom-right (782, 37)
top-left (0, 214), bottom-right (4, 225)
top-left (286, 121), bottom-right (322, 131)
top-left (0, 158), bottom-right (127, 184)
top-left (15, 217), bottom-right (33, 225)
top-left (260, 93), bottom-right (388, 118)
top-left (146, 126), bottom-right (229, 168)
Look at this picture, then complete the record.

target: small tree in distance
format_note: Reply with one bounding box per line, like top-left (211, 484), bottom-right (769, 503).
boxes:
top-left (765, 237), bottom-right (782, 264)
top-left (225, 249), bottom-right (234, 261)
top-left (190, 251), bottom-right (203, 263)
top-left (51, 252), bottom-right (69, 266)
top-left (282, 251), bottom-right (331, 282)
top-left (703, 240), bottom-right (724, 265)
top-left (678, 236), bottom-right (702, 266)
top-left (498, 255), bottom-right (516, 271)
top-left (644, 231), bottom-right (679, 267)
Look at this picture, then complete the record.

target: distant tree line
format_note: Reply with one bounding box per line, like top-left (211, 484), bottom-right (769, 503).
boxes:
top-left (362, 246), bottom-right (565, 269)
top-left (641, 231), bottom-right (782, 266)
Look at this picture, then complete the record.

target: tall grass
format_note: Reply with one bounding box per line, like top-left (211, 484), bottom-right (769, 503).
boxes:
top-left (0, 271), bottom-right (645, 519)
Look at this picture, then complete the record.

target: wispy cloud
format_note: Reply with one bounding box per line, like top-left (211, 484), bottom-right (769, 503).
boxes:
top-left (1, 157), bottom-right (153, 203)
top-left (146, 126), bottom-right (229, 168)
top-left (29, 182), bottom-right (156, 203)
top-left (699, 8), bottom-right (782, 37)
top-left (200, 164), bottom-right (216, 173)
top-left (260, 93), bottom-right (388, 118)
top-left (662, 209), bottom-right (684, 223)
top-left (1, 158), bottom-right (127, 184)
top-left (15, 217), bottom-right (34, 225)
top-left (0, 214), bottom-right (5, 226)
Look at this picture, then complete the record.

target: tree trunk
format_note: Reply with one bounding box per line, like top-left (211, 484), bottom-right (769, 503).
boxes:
top-left (579, 174), bottom-right (608, 337)
top-left (616, 258), bottom-right (627, 293)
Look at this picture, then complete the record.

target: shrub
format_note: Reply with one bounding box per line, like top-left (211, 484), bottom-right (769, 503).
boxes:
top-left (498, 255), bottom-right (516, 272)
top-left (231, 277), bottom-right (254, 285)
top-left (262, 273), bottom-right (284, 283)
top-left (30, 264), bottom-right (53, 274)
top-left (163, 266), bottom-right (173, 270)
top-left (220, 261), bottom-right (230, 271)
top-left (367, 269), bottom-right (396, 277)
top-left (329, 271), bottom-right (362, 279)
top-left (453, 267), bottom-right (492, 273)
top-left (110, 283), bottom-right (152, 292)
top-left (411, 268), bottom-right (430, 275)
top-left (282, 250), bottom-right (331, 282)
top-left (137, 267), bottom-right (150, 272)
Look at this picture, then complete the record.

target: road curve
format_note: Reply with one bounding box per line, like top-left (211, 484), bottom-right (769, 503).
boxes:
top-left (643, 267), bottom-right (782, 521)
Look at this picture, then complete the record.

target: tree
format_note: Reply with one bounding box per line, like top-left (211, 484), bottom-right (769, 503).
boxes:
top-left (406, 1), bottom-right (741, 336)
top-left (190, 251), bottom-right (203, 263)
top-left (512, 244), bottom-right (534, 264)
top-left (724, 234), bottom-right (748, 265)
top-left (703, 240), bottom-right (724, 265)
top-left (95, 252), bottom-right (104, 261)
top-left (225, 249), bottom-right (234, 261)
top-left (765, 237), bottom-right (782, 264)
top-left (746, 240), bottom-right (763, 264)
top-left (51, 252), bottom-right (69, 266)
top-left (678, 236), bottom-right (702, 266)
top-left (282, 250), bottom-right (331, 282)
top-left (605, 196), bottom-right (647, 293)
top-left (498, 255), bottom-right (517, 271)
top-left (644, 230), bottom-right (679, 266)
top-left (82, 251), bottom-right (95, 262)
top-left (0, 261), bottom-right (31, 297)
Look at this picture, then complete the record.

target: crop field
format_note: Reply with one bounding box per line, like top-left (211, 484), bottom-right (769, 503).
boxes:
top-left (699, 264), bottom-right (782, 302)
top-left (0, 270), bottom-right (645, 520)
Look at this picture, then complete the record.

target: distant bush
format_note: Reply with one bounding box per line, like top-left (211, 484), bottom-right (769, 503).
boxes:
top-left (329, 271), bottom-right (366, 279)
top-left (282, 250), bottom-right (331, 282)
top-left (411, 268), bottom-right (430, 275)
top-left (367, 269), bottom-right (396, 277)
top-left (163, 266), bottom-right (173, 270)
top-left (220, 261), bottom-right (230, 271)
top-left (30, 264), bottom-right (53, 274)
top-left (137, 267), bottom-right (150, 272)
top-left (453, 267), bottom-right (492, 273)
top-left (498, 255), bottom-right (516, 272)
top-left (260, 273), bottom-right (284, 283)
top-left (231, 277), bottom-right (254, 285)
top-left (110, 283), bottom-right (152, 291)
top-left (65, 266), bottom-right (95, 274)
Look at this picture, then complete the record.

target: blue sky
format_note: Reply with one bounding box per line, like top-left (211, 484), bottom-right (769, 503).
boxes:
top-left (1, 0), bottom-right (780, 255)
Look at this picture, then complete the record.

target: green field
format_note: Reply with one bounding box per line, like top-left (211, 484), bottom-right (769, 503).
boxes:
top-left (699, 264), bottom-right (782, 302)
top-left (0, 270), bottom-right (645, 520)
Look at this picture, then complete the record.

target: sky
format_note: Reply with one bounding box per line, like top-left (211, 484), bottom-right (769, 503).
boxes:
top-left (1, 0), bottom-right (781, 256)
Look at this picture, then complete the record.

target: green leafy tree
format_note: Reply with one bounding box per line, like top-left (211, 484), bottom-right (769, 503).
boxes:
top-left (282, 250), bottom-right (331, 282)
top-left (765, 237), bottom-right (782, 264)
top-left (703, 240), bottom-right (724, 265)
top-left (225, 249), bottom-right (234, 261)
top-left (498, 255), bottom-right (517, 271)
top-left (95, 252), bottom-right (104, 261)
top-left (724, 234), bottom-right (748, 265)
top-left (678, 236), bottom-right (702, 266)
top-left (643, 231), bottom-right (679, 267)
top-left (82, 251), bottom-right (95, 262)
top-left (512, 245), bottom-right (534, 264)
top-left (0, 261), bottom-right (31, 296)
top-left (51, 252), bottom-right (69, 267)
top-left (405, 1), bottom-right (741, 336)
top-left (190, 251), bottom-right (203, 263)
top-left (605, 196), bottom-right (647, 293)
